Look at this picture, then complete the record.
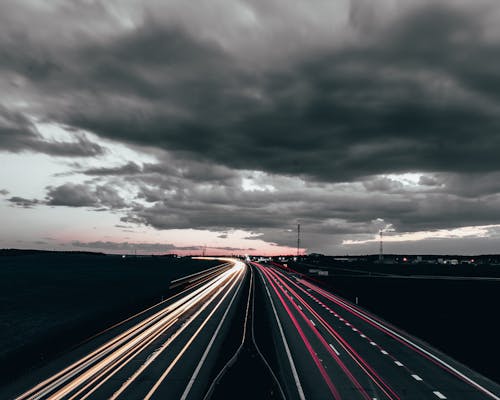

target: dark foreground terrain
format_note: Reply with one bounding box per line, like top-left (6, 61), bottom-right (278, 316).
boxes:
top-left (289, 261), bottom-right (500, 385)
top-left (0, 252), bottom-right (218, 385)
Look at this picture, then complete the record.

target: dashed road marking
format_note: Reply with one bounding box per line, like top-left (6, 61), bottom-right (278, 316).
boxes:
top-left (433, 391), bottom-right (447, 399)
top-left (395, 361), bottom-right (404, 366)
top-left (381, 350), bottom-right (388, 355)
top-left (329, 343), bottom-right (340, 356)
top-left (411, 374), bottom-right (423, 381)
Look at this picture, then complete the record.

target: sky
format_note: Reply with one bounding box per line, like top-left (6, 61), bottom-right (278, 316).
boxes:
top-left (2, 0), bottom-right (500, 255)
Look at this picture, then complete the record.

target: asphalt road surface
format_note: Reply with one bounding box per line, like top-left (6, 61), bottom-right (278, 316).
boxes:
top-left (4, 258), bottom-right (500, 400)
top-left (253, 262), bottom-right (500, 400)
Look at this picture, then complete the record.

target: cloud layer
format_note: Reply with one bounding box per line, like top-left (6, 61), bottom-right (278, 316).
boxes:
top-left (2, 0), bottom-right (500, 253)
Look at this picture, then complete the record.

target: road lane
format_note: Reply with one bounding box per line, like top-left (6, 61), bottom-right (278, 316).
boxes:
top-left (256, 263), bottom-right (384, 400)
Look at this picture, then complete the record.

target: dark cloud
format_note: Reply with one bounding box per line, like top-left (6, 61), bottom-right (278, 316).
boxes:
top-left (2, 4), bottom-right (496, 183)
top-left (71, 240), bottom-right (199, 252)
top-left (46, 184), bottom-right (97, 207)
top-left (418, 175), bottom-right (441, 187)
top-left (430, 173), bottom-right (500, 198)
top-left (0, 106), bottom-right (105, 157)
top-left (2, 1), bottom-right (500, 253)
top-left (212, 246), bottom-right (256, 252)
top-left (46, 183), bottom-right (126, 209)
top-left (83, 162), bottom-right (142, 176)
top-left (70, 240), bottom-right (255, 253)
top-left (7, 196), bottom-right (39, 208)
top-left (363, 177), bottom-right (404, 193)
top-left (0, 189), bottom-right (9, 195)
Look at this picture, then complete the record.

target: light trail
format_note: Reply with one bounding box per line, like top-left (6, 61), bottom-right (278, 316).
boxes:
top-left (108, 267), bottom-right (240, 399)
top-left (17, 268), bottom-right (232, 400)
top-left (180, 261), bottom-right (247, 400)
top-left (258, 265), bottom-right (342, 400)
top-left (298, 278), bottom-right (500, 400)
top-left (255, 266), bottom-right (306, 400)
top-left (142, 262), bottom-right (246, 399)
top-left (15, 259), bottom-right (246, 400)
top-left (264, 266), bottom-right (399, 400)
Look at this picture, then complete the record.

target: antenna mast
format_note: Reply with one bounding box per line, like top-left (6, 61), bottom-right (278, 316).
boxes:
top-left (297, 223), bottom-right (301, 257)
top-left (379, 230), bottom-right (383, 263)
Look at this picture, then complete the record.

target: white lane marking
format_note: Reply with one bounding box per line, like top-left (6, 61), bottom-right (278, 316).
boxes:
top-left (298, 305), bottom-right (302, 310)
top-left (346, 322), bottom-right (351, 326)
top-left (180, 268), bottom-right (246, 400)
top-left (370, 341), bottom-right (377, 346)
top-left (381, 350), bottom-right (388, 355)
top-left (395, 361), bottom-right (404, 366)
top-left (329, 343), bottom-right (340, 356)
top-left (433, 391), bottom-right (447, 399)
top-left (310, 319), bottom-right (316, 327)
top-left (258, 268), bottom-right (306, 400)
top-left (360, 334), bottom-right (366, 338)
top-left (412, 374), bottom-right (423, 381)
top-left (352, 328), bottom-right (358, 331)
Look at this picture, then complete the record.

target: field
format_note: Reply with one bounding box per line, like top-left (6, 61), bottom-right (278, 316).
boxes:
top-left (0, 252), bottom-right (218, 384)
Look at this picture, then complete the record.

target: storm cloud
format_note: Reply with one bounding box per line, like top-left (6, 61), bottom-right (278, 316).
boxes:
top-left (7, 196), bottom-right (39, 208)
top-left (46, 183), bottom-right (127, 209)
top-left (0, 107), bottom-right (105, 157)
top-left (71, 240), bottom-right (255, 253)
top-left (2, 0), bottom-right (500, 253)
top-left (2, 2), bottom-right (500, 180)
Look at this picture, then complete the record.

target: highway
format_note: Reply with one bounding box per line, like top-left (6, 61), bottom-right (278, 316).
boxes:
top-left (253, 262), bottom-right (500, 400)
top-left (5, 258), bottom-right (500, 400)
top-left (10, 258), bottom-right (247, 400)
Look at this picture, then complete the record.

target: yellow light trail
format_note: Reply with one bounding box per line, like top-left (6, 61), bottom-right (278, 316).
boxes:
top-left (16, 260), bottom-right (245, 400)
top-left (109, 265), bottom-right (244, 399)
